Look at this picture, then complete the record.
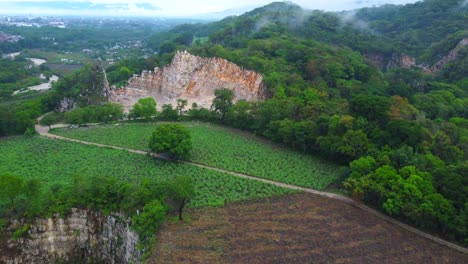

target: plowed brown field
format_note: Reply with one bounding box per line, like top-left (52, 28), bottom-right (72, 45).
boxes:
top-left (150, 193), bottom-right (467, 263)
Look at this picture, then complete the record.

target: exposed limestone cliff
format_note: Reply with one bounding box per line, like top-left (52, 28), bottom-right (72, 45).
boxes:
top-left (388, 53), bottom-right (416, 69)
top-left (1, 208), bottom-right (141, 264)
top-left (365, 52), bottom-right (416, 70)
top-left (58, 97), bottom-right (77, 112)
top-left (109, 50), bottom-right (267, 112)
top-left (428, 38), bottom-right (468, 73)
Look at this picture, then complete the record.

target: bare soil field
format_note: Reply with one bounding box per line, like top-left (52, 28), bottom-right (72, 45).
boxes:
top-left (151, 193), bottom-right (467, 263)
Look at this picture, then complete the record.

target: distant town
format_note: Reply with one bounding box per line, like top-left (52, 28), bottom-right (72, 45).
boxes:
top-left (0, 31), bottom-right (23, 42)
top-left (0, 16), bottom-right (66, 28)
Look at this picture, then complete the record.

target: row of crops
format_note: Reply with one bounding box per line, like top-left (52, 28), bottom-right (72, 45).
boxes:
top-left (0, 136), bottom-right (293, 208)
top-left (51, 122), bottom-right (345, 189)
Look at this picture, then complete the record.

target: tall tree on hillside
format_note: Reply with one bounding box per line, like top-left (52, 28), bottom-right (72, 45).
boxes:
top-left (148, 123), bottom-right (192, 160)
top-left (211, 88), bottom-right (234, 123)
top-left (176, 99), bottom-right (188, 116)
top-left (130, 97), bottom-right (157, 121)
top-left (168, 175), bottom-right (195, 221)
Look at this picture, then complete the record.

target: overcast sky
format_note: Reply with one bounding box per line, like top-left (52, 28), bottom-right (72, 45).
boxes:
top-left (1, 0), bottom-right (420, 17)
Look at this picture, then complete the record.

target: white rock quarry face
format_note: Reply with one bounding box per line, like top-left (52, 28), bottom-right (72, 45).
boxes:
top-left (2, 208), bottom-right (141, 264)
top-left (109, 50), bottom-right (267, 112)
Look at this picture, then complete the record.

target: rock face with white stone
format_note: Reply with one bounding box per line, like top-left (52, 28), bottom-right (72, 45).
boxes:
top-left (365, 38), bottom-right (468, 73)
top-left (365, 52), bottom-right (416, 70)
top-left (109, 50), bottom-right (268, 112)
top-left (1, 208), bottom-right (141, 263)
top-left (428, 38), bottom-right (468, 73)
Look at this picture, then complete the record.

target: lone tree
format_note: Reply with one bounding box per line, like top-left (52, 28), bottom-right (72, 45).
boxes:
top-left (168, 175), bottom-right (195, 221)
top-left (176, 99), bottom-right (188, 116)
top-left (159, 104), bottom-right (179, 121)
top-left (130, 97), bottom-right (157, 121)
top-left (148, 123), bottom-right (192, 160)
top-left (211, 88), bottom-right (234, 123)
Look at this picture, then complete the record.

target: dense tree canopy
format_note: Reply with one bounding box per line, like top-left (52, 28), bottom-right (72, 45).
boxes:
top-left (148, 123), bottom-right (193, 160)
top-left (1, 0), bottom-right (466, 247)
top-left (130, 97), bottom-right (157, 121)
top-left (211, 88), bottom-right (234, 122)
top-left (54, 64), bottom-right (107, 107)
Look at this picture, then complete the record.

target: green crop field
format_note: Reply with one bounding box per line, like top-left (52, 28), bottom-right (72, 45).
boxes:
top-left (0, 136), bottom-right (292, 207)
top-left (52, 122), bottom-right (344, 189)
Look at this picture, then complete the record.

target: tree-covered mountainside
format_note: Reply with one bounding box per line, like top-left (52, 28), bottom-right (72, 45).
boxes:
top-left (149, 0), bottom-right (467, 66)
top-left (1, 0), bottom-right (467, 247)
top-left (148, 2), bottom-right (393, 61)
top-left (355, 0), bottom-right (467, 61)
top-left (143, 0), bottom-right (468, 244)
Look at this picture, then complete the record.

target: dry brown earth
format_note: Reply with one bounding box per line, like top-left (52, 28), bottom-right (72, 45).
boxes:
top-left (151, 193), bottom-right (467, 264)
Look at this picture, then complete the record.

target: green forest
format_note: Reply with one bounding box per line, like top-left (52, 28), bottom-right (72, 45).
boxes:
top-left (141, 0), bottom-right (468, 244)
top-left (0, 0), bottom-right (467, 253)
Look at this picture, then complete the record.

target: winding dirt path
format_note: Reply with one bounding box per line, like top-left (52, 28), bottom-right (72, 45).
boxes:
top-left (34, 121), bottom-right (468, 255)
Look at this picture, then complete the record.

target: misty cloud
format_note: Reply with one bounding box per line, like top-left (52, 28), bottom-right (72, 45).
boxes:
top-left (252, 2), bottom-right (313, 33)
top-left (339, 11), bottom-right (373, 33)
top-left (0, 0), bottom-right (421, 17)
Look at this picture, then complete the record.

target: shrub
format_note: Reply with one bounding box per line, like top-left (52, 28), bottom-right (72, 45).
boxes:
top-left (148, 123), bottom-right (192, 160)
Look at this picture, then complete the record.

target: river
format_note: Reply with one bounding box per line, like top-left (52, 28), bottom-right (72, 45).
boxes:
top-left (8, 54), bottom-right (60, 95)
top-left (2, 52), bottom-right (47, 66)
top-left (2, 52), bottom-right (21, 59)
top-left (13, 75), bottom-right (59, 95)
top-left (28, 58), bottom-right (47, 66)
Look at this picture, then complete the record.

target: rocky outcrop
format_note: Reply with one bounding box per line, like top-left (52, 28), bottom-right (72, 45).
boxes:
top-left (109, 50), bottom-right (268, 112)
top-left (366, 38), bottom-right (468, 73)
top-left (58, 97), bottom-right (77, 112)
top-left (365, 52), bottom-right (416, 70)
top-left (428, 38), bottom-right (468, 73)
top-left (1, 208), bottom-right (141, 263)
top-left (387, 53), bottom-right (416, 69)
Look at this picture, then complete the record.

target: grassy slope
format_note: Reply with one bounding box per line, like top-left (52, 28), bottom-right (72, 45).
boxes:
top-left (52, 122), bottom-right (345, 189)
top-left (0, 136), bottom-right (292, 207)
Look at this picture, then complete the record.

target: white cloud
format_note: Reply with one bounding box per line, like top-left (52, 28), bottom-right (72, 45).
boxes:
top-left (0, 0), bottom-right (420, 17)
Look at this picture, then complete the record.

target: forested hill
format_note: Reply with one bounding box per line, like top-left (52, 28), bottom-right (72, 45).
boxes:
top-left (149, 2), bottom-right (392, 59)
top-left (1, 0), bottom-right (466, 246)
top-left (355, 0), bottom-right (467, 62)
top-left (141, 0), bottom-right (468, 245)
top-left (149, 0), bottom-right (467, 67)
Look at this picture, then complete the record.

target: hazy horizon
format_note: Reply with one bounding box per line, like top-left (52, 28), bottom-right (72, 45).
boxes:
top-left (0, 0), bottom-right (420, 18)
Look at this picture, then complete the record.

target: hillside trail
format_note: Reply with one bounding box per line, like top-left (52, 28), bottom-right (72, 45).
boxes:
top-left (34, 120), bottom-right (468, 255)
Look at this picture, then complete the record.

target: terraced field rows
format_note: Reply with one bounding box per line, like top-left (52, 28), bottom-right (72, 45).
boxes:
top-left (151, 194), bottom-right (468, 263)
top-left (52, 122), bottom-right (344, 189)
top-left (0, 136), bottom-right (293, 208)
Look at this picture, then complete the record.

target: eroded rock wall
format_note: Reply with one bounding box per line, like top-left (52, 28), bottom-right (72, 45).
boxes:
top-left (428, 38), bottom-right (468, 73)
top-left (1, 208), bottom-right (141, 264)
top-left (366, 38), bottom-right (468, 73)
top-left (109, 50), bottom-right (267, 112)
top-left (365, 52), bottom-right (416, 70)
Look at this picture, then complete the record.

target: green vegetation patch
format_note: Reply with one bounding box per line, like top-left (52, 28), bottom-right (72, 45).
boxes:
top-left (52, 122), bottom-right (344, 189)
top-left (0, 136), bottom-right (292, 208)
top-left (22, 50), bottom-right (94, 64)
